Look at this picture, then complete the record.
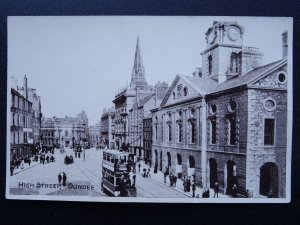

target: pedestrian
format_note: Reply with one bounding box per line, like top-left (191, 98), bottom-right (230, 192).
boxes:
top-left (214, 182), bottom-right (219, 198)
top-left (129, 171), bottom-right (134, 187)
top-left (192, 180), bottom-right (196, 197)
top-left (246, 189), bottom-right (251, 198)
top-left (58, 173), bottom-right (62, 185)
top-left (62, 172), bottom-right (67, 187)
top-left (10, 164), bottom-right (14, 176)
top-left (186, 177), bottom-right (191, 192)
top-left (149, 161), bottom-right (152, 168)
top-left (232, 184), bottom-right (238, 198)
top-left (28, 158), bottom-right (31, 166)
top-left (183, 176), bottom-right (187, 192)
top-left (169, 173), bottom-right (173, 187)
top-left (164, 171), bottom-right (167, 183)
top-left (202, 187), bottom-right (210, 198)
top-left (46, 155), bottom-right (50, 163)
top-left (20, 159), bottom-right (24, 169)
top-left (146, 168), bottom-right (150, 178)
top-left (138, 163), bottom-right (141, 172)
top-left (143, 168), bottom-right (147, 178)
top-left (133, 173), bottom-right (136, 188)
top-left (75, 151), bottom-right (77, 158)
top-left (173, 175), bottom-right (177, 187)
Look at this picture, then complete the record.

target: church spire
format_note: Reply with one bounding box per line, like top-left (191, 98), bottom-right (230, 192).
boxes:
top-left (130, 35), bottom-right (147, 88)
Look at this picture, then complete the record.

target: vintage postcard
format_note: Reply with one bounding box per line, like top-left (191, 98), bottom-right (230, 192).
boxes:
top-left (6, 16), bottom-right (293, 203)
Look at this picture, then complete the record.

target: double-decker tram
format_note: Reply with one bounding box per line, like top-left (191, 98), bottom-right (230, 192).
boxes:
top-left (101, 150), bottom-right (137, 197)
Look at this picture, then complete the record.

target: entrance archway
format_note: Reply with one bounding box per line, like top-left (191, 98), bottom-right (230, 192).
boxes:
top-left (225, 160), bottom-right (237, 195)
top-left (167, 152), bottom-right (171, 167)
top-left (260, 162), bottom-right (278, 197)
top-left (176, 154), bottom-right (182, 178)
top-left (209, 158), bottom-right (218, 188)
top-left (187, 155), bottom-right (196, 177)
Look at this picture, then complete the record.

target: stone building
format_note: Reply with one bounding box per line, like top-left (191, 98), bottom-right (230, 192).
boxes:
top-left (128, 81), bottom-right (169, 161)
top-left (10, 88), bottom-right (34, 160)
top-left (40, 119), bottom-right (55, 147)
top-left (42, 111), bottom-right (89, 148)
top-left (18, 75), bottom-right (42, 145)
top-left (89, 122), bottom-right (101, 148)
top-left (113, 36), bottom-right (153, 150)
top-left (100, 107), bottom-right (115, 149)
top-left (151, 21), bottom-right (288, 198)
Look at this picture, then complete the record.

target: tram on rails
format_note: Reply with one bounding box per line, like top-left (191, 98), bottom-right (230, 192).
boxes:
top-left (101, 149), bottom-right (137, 197)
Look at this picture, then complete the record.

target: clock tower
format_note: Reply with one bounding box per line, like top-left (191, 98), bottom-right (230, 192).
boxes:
top-left (201, 21), bottom-right (245, 83)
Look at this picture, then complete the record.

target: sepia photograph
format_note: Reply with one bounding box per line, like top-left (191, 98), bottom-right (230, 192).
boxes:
top-left (6, 16), bottom-right (293, 203)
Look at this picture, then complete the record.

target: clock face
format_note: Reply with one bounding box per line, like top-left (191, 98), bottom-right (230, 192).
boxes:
top-left (228, 27), bottom-right (240, 41)
top-left (208, 31), bottom-right (216, 44)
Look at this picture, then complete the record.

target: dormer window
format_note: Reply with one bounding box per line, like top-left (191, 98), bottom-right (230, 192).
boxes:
top-left (183, 86), bottom-right (188, 96)
top-left (177, 84), bottom-right (182, 98)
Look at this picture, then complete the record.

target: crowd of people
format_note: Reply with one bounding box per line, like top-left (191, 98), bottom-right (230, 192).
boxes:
top-left (10, 148), bottom-right (56, 176)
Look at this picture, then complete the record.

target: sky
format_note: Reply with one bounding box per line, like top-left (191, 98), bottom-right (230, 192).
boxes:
top-left (7, 16), bottom-right (292, 125)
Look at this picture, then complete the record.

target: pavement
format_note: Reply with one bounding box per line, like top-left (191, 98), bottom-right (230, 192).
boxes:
top-left (9, 148), bottom-right (192, 198)
top-left (138, 160), bottom-right (229, 198)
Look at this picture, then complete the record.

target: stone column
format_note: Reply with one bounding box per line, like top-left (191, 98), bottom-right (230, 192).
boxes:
top-left (201, 98), bottom-right (208, 187)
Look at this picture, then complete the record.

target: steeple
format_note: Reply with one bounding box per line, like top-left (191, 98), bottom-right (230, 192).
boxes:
top-left (130, 35), bottom-right (147, 88)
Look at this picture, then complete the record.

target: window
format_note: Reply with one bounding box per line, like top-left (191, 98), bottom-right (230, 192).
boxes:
top-left (183, 86), bottom-right (188, 96)
top-left (177, 84), bottom-right (183, 97)
top-left (155, 125), bottom-right (158, 141)
top-left (178, 123), bottom-right (183, 143)
top-left (168, 125), bottom-right (172, 142)
top-left (264, 119), bottom-right (275, 145)
top-left (208, 55), bottom-right (213, 75)
top-left (173, 92), bottom-right (175, 100)
top-left (263, 98), bottom-right (276, 111)
top-left (228, 99), bottom-right (237, 112)
top-left (277, 71), bottom-right (287, 84)
top-left (227, 118), bottom-right (236, 145)
top-left (190, 121), bottom-right (196, 143)
top-left (230, 52), bottom-right (239, 73)
top-left (210, 104), bottom-right (217, 115)
top-left (210, 119), bottom-right (217, 144)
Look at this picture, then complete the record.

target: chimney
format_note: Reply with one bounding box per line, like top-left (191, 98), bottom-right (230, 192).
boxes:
top-left (282, 31), bottom-right (288, 59)
top-left (23, 74), bottom-right (28, 99)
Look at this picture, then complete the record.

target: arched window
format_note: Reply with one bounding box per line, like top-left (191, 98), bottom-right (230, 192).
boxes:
top-left (178, 123), bottom-right (183, 143)
top-left (168, 124), bottom-right (172, 142)
top-left (154, 125), bottom-right (158, 141)
top-left (189, 120), bottom-right (196, 143)
top-left (208, 55), bottom-right (213, 75)
top-left (210, 118), bottom-right (217, 144)
top-left (227, 118), bottom-right (236, 145)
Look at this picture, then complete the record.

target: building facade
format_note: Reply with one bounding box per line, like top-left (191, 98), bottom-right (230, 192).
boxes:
top-left (100, 107), bottom-right (115, 149)
top-left (89, 123), bottom-right (101, 148)
top-left (151, 21), bottom-right (288, 198)
top-left (18, 75), bottom-right (42, 146)
top-left (113, 36), bottom-right (153, 150)
top-left (42, 111), bottom-right (89, 148)
top-left (10, 88), bottom-right (34, 160)
top-left (129, 82), bottom-right (169, 160)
